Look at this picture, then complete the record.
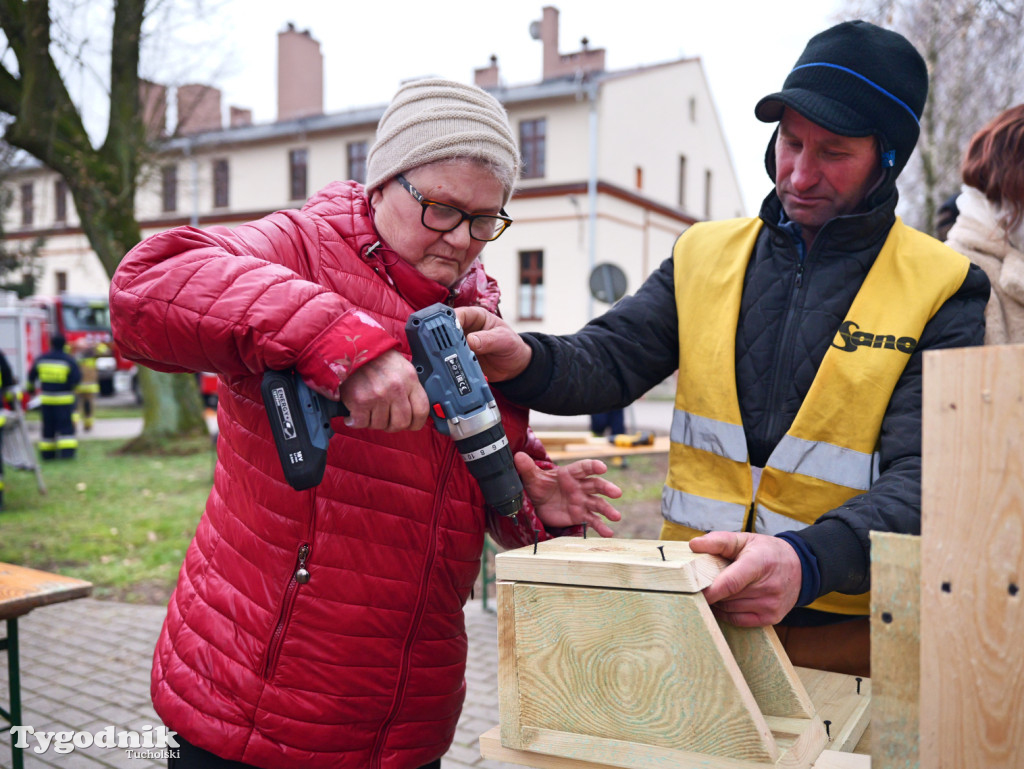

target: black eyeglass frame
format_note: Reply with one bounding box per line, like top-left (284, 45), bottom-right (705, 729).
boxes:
top-left (395, 174), bottom-right (513, 242)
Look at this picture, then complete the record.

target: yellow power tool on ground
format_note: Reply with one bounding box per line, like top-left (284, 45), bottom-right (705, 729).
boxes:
top-left (608, 431), bottom-right (655, 448)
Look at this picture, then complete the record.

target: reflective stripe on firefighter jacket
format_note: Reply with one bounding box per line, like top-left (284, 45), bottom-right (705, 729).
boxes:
top-left (76, 356), bottom-right (101, 394)
top-left (664, 217), bottom-right (970, 615)
top-left (35, 361), bottom-right (78, 405)
top-left (0, 368), bottom-right (9, 429)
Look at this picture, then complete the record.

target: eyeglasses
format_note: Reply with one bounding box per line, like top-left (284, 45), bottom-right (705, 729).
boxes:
top-left (396, 174), bottom-right (512, 242)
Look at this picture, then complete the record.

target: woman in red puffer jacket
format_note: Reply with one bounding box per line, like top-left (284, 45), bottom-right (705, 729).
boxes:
top-left (110, 79), bottom-right (621, 769)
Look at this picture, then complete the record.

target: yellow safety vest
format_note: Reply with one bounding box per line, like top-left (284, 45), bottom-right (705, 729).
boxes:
top-left (662, 217), bottom-right (970, 615)
top-left (36, 360), bottom-right (77, 405)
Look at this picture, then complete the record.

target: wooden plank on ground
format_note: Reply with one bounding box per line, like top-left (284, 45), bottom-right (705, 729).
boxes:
top-left (869, 532), bottom-right (919, 769)
top-left (920, 345), bottom-right (1024, 769)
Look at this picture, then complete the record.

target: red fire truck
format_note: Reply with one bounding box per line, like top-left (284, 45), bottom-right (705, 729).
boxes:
top-left (24, 293), bottom-right (135, 396)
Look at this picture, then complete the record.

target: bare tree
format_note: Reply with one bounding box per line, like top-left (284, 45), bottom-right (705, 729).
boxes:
top-left (0, 0), bottom-right (207, 450)
top-left (836, 0), bottom-right (1024, 233)
top-left (0, 140), bottom-right (45, 295)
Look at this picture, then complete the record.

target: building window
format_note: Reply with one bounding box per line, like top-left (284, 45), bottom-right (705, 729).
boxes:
top-left (213, 158), bottom-right (229, 208)
top-left (55, 271), bottom-right (68, 293)
top-left (347, 141), bottom-right (368, 184)
top-left (689, 97), bottom-right (697, 123)
top-left (161, 164), bottom-right (178, 213)
top-left (519, 118), bottom-right (546, 179)
top-left (54, 178), bottom-right (68, 223)
top-left (518, 250), bottom-right (544, 321)
top-left (678, 156), bottom-right (687, 210)
top-left (20, 183), bottom-right (33, 226)
top-left (704, 170), bottom-right (713, 220)
top-left (289, 148), bottom-right (308, 201)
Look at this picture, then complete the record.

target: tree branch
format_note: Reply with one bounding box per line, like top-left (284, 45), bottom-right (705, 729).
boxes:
top-left (1, 0), bottom-right (94, 171)
top-left (103, 0), bottom-right (145, 162)
top-left (0, 63), bottom-right (22, 117)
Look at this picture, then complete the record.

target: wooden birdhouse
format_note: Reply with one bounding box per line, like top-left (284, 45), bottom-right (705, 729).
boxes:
top-left (484, 538), bottom-right (869, 769)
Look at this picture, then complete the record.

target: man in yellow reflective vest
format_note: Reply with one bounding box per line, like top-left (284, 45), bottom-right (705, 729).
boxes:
top-left (457, 21), bottom-right (990, 676)
top-left (28, 333), bottom-right (82, 460)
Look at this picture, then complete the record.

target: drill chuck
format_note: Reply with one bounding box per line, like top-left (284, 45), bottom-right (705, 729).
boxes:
top-left (448, 403), bottom-right (523, 517)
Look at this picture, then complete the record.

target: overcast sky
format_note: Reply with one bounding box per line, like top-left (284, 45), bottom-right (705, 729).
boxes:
top-left (155, 0), bottom-right (847, 215)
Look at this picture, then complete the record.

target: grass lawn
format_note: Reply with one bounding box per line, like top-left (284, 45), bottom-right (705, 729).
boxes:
top-left (0, 436), bottom-right (213, 604)
top-left (0, 404), bottom-right (668, 605)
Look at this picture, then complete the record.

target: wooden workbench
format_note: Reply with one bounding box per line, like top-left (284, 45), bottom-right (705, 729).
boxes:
top-left (1, 562), bottom-right (92, 769)
top-left (535, 431), bottom-right (670, 462)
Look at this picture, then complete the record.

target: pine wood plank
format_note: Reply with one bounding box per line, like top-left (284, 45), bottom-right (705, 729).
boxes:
top-left (498, 581), bottom-right (524, 750)
top-left (795, 667), bottom-right (871, 754)
top-left (544, 436), bottom-right (671, 462)
top-left (869, 532), bottom-right (919, 769)
top-left (920, 345), bottom-right (1024, 769)
top-left (482, 727), bottom-right (604, 768)
top-left (482, 725), bottom-right (849, 769)
top-left (495, 538), bottom-right (728, 594)
top-left (482, 668), bottom-right (865, 768)
top-left (811, 751), bottom-right (871, 769)
top-left (533, 431), bottom-right (599, 449)
top-left (719, 623), bottom-right (815, 719)
top-left (506, 581), bottom-right (780, 764)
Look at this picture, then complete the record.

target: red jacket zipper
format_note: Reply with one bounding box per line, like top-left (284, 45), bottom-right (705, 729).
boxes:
top-left (262, 541), bottom-right (310, 680)
top-left (369, 443), bottom-right (457, 767)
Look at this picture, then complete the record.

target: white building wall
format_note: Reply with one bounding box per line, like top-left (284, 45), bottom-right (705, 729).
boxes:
top-left (511, 98), bottom-right (592, 188)
top-left (35, 232), bottom-right (110, 295)
top-left (599, 59), bottom-right (744, 221)
top-left (483, 189), bottom-right (689, 336)
top-left (2, 55), bottom-right (740, 338)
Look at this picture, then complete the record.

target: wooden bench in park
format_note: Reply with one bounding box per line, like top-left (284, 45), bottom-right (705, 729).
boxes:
top-left (0, 562), bottom-right (92, 769)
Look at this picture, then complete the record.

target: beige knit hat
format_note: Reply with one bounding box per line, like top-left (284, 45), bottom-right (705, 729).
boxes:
top-left (365, 78), bottom-right (520, 199)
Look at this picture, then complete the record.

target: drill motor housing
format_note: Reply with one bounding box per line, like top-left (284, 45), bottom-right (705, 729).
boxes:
top-left (406, 304), bottom-right (523, 517)
top-left (261, 303), bottom-right (524, 517)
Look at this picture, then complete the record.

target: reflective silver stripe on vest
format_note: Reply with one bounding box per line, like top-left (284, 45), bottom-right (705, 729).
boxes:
top-left (754, 504), bottom-right (811, 536)
top-left (662, 486), bottom-right (747, 532)
top-left (670, 409), bottom-right (747, 462)
top-left (767, 434), bottom-right (878, 491)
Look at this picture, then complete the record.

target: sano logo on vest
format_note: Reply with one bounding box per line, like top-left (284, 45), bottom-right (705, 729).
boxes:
top-left (831, 320), bottom-right (918, 354)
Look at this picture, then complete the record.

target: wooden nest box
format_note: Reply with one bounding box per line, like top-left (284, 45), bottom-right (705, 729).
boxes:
top-left (488, 538), bottom-right (868, 769)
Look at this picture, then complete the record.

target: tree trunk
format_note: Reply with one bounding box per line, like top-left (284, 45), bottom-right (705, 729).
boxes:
top-left (0, 0), bottom-right (208, 447)
top-left (122, 367), bottom-right (208, 452)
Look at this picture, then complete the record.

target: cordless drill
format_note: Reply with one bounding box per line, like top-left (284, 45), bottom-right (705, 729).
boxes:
top-left (261, 303), bottom-right (524, 517)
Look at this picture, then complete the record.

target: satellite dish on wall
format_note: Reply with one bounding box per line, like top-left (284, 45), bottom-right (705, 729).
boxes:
top-left (589, 263), bottom-right (627, 304)
top-left (529, 20), bottom-right (542, 40)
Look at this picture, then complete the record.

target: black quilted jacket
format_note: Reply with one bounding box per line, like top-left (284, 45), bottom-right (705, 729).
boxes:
top-left (498, 188), bottom-right (990, 602)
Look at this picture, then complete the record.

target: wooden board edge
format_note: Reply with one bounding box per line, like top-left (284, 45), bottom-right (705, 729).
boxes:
top-left (497, 581), bottom-right (523, 750)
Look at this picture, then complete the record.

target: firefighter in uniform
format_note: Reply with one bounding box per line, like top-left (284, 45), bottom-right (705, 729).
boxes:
top-left (28, 334), bottom-right (82, 459)
top-left (0, 349), bottom-right (17, 508)
top-left (73, 339), bottom-right (106, 432)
